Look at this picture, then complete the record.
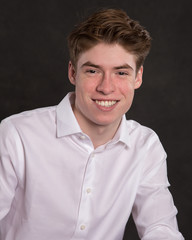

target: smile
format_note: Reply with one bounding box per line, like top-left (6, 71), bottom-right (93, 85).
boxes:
top-left (95, 100), bottom-right (117, 107)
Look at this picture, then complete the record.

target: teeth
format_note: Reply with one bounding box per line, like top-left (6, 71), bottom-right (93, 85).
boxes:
top-left (95, 100), bottom-right (117, 107)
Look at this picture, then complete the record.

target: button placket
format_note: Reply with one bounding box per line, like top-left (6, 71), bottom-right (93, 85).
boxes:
top-left (73, 151), bottom-right (96, 237)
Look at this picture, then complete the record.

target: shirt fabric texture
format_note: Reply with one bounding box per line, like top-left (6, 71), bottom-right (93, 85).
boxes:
top-left (0, 92), bottom-right (184, 240)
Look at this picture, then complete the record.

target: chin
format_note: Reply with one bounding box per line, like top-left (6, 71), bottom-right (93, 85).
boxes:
top-left (91, 117), bottom-right (120, 127)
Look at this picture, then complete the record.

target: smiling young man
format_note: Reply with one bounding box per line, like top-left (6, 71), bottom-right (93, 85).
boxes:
top-left (0, 8), bottom-right (184, 240)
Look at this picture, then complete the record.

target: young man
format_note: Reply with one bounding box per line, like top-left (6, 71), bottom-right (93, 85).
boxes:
top-left (0, 8), bottom-right (184, 240)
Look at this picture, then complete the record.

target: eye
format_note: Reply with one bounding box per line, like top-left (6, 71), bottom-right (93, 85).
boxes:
top-left (87, 69), bottom-right (96, 74)
top-left (117, 71), bottom-right (128, 76)
top-left (85, 68), bottom-right (101, 75)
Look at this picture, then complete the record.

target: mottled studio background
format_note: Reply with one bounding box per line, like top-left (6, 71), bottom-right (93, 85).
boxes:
top-left (0, 0), bottom-right (191, 239)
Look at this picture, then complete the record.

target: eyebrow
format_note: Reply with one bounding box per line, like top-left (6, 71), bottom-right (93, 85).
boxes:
top-left (81, 61), bottom-right (134, 71)
top-left (81, 61), bottom-right (100, 69)
top-left (114, 64), bottom-right (134, 71)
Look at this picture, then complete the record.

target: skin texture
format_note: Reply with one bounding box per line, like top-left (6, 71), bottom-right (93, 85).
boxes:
top-left (68, 43), bottom-right (143, 148)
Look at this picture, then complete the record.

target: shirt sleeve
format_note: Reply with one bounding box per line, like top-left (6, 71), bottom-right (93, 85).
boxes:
top-left (132, 131), bottom-right (184, 240)
top-left (0, 119), bottom-right (20, 220)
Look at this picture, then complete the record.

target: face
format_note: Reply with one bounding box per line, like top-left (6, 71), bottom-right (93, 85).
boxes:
top-left (68, 43), bottom-right (143, 131)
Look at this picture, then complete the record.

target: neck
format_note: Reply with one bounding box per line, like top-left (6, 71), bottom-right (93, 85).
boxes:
top-left (71, 103), bottom-right (122, 149)
top-left (85, 123), bottom-right (120, 149)
top-left (76, 116), bottom-right (121, 149)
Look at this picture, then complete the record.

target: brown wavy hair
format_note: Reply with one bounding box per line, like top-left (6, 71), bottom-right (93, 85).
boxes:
top-left (67, 8), bottom-right (152, 72)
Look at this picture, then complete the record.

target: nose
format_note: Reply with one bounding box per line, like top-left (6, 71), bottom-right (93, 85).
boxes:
top-left (96, 73), bottom-right (115, 95)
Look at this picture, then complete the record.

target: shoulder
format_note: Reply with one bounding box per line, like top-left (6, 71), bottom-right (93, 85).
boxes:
top-left (125, 120), bottom-right (167, 177)
top-left (125, 119), bottom-right (165, 152)
top-left (1, 106), bottom-right (56, 124)
top-left (126, 120), bottom-right (158, 139)
top-left (0, 106), bottom-right (56, 136)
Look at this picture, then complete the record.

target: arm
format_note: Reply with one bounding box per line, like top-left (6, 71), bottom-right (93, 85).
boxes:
top-left (132, 133), bottom-right (184, 240)
top-left (0, 120), bottom-right (19, 220)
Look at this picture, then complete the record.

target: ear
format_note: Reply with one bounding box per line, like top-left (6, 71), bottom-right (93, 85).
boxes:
top-left (68, 61), bottom-right (76, 85)
top-left (134, 66), bottom-right (143, 89)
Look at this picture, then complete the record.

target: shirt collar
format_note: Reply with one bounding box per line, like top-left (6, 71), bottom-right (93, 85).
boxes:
top-left (56, 92), bottom-right (131, 148)
top-left (56, 92), bottom-right (82, 137)
top-left (112, 115), bottom-right (131, 148)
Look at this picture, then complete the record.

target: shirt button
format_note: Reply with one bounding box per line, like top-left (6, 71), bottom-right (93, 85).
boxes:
top-left (86, 188), bottom-right (91, 194)
top-left (80, 135), bottom-right (86, 140)
top-left (80, 225), bottom-right (86, 230)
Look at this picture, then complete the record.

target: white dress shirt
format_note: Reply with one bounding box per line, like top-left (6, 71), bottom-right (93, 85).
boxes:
top-left (0, 92), bottom-right (184, 240)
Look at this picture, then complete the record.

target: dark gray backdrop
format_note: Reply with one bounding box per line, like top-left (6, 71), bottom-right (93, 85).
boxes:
top-left (0, 0), bottom-right (191, 239)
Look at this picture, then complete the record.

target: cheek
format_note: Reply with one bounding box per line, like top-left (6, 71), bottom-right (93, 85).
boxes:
top-left (118, 81), bottom-right (135, 97)
top-left (76, 77), bottom-right (98, 93)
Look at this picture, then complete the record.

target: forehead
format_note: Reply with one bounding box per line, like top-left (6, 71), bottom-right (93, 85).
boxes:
top-left (77, 43), bottom-right (137, 70)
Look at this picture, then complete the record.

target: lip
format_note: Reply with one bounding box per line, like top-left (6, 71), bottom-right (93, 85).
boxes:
top-left (92, 98), bottom-right (119, 102)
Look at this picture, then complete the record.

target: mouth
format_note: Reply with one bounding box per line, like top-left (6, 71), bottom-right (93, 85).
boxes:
top-left (95, 100), bottom-right (118, 108)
